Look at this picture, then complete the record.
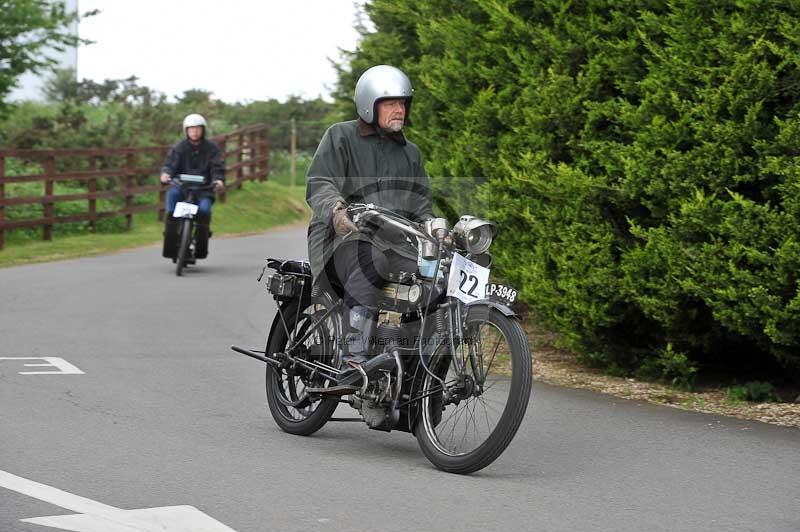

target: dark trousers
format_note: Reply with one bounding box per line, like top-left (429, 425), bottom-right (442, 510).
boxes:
top-left (329, 240), bottom-right (417, 310)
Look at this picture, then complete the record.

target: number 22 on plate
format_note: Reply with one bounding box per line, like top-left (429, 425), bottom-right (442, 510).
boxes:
top-left (447, 253), bottom-right (490, 304)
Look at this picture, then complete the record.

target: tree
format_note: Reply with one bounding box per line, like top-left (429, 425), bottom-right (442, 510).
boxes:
top-left (0, 0), bottom-right (89, 110)
top-left (41, 66), bottom-right (78, 101)
top-left (177, 89), bottom-right (214, 107)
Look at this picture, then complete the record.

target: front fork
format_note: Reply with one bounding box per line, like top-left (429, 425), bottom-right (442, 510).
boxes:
top-left (441, 299), bottom-right (486, 399)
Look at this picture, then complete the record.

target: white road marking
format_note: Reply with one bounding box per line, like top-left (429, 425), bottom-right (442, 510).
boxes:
top-left (0, 357), bottom-right (84, 375)
top-left (0, 470), bottom-right (238, 532)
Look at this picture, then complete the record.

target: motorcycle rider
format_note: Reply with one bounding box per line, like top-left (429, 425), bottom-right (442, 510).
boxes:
top-left (306, 65), bottom-right (435, 372)
top-left (160, 113), bottom-right (225, 261)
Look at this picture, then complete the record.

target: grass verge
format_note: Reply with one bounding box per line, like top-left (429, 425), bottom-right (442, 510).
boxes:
top-left (0, 180), bottom-right (309, 269)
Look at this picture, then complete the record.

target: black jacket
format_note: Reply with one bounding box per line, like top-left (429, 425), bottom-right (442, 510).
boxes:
top-left (161, 138), bottom-right (225, 198)
top-left (306, 119), bottom-right (433, 280)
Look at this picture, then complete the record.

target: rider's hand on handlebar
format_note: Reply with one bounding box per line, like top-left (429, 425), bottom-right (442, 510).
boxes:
top-left (332, 201), bottom-right (357, 237)
top-left (214, 179), bottom-right (224, 192)
top-left (159, 173), bottom-right (171, 185)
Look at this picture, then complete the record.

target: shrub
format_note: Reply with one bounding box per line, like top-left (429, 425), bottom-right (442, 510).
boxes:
top-left (726, 381), bottom-right (779, 403)
top-left (636, 344), bottom-right (698, 390)
top-left (336, 0), bottom-right (800, 382)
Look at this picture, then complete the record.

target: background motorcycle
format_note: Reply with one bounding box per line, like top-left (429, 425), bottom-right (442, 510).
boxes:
top-left (233, 204), bottom-right (532, 474)
top-left (167, 174), bottom-right (214, 276)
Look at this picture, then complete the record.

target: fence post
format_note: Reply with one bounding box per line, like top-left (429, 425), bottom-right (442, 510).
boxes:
top-left (125, 153), bottom-right (134, 229)
top-left (157, 149), bottom-right (166, 221)
top-left (44, 154), bottom-right (55, 242)
top-left (218, 138), bottom-right (227, 204)
top-left (88, 155), bottom-right (97, 233)
top-left (236, 133), bottom-right (245, 186)
top-left (290, 118), bottom-right (296, 187)
top-left (262, 128), bottom-right (270, 182)
top-left (250, 131), bottom-right (259, 183)
top-left (248, 131), bottom-right (256, 184)
top-left (0, 155), bottom-right (5, 251)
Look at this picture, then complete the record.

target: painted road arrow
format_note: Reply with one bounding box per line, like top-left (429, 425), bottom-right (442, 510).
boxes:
top-left (0, 470), bottom-right (238, 532)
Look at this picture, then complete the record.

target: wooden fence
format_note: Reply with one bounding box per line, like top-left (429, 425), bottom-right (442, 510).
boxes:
top-left (0, 124), bottom-right (269, 250)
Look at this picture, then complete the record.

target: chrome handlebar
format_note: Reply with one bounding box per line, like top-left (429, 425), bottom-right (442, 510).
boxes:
top-left (348, 203), bottom-right (437, 243)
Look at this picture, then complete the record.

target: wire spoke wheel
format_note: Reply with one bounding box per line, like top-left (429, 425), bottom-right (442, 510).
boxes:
top-left (265, 300), bottom-right (340, 435)
top-left (416, 306), bottom-right (532, 474)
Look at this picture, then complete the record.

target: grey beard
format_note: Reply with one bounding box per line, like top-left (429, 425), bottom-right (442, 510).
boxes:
top-left (382, 121), bottom-right (404, 133)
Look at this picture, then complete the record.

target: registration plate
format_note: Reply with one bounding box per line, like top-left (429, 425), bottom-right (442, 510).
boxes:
top-left (485, 283), bottom-right (519, 304)
top-left (173, 202), bottom-right (198, 218)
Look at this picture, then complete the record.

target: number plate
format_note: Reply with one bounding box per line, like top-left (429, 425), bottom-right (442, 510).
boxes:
top-left (447, 253), bottom-right (491, 304)
top-left (173, 202), bottom-right (198, 218)
top-left (485, 283), bottom-right (519, 304)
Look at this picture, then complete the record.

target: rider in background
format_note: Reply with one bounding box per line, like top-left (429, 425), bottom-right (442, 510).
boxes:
top-left (160, 113), bottom-right (225, 260)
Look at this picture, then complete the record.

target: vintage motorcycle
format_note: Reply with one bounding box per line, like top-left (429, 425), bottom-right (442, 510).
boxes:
top-left (166, 174), bottom-right (214, 276)
top-left (232, 204), bottom-right (532, 474)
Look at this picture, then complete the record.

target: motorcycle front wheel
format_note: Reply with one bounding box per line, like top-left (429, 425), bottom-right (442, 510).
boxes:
top-left (175, 218), bottom-right (193, 276)
top-left (265, 300), bottom-right (340, 436)
top-left (415, 305), bottom-right (532, 474)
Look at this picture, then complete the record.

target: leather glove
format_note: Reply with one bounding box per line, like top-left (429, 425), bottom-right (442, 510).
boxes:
top-left (332, 201), bottom-right (357, 237)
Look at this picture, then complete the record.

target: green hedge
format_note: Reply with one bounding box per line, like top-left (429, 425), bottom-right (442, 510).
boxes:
top-left (338, 0), bottom-right (800, 379)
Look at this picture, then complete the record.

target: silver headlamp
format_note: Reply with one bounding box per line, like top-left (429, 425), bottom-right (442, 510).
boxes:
top-left (453, 215), bottom-right (496, 254)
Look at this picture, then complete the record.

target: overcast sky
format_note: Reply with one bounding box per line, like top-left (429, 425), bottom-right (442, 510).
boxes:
top-left (77, 0), bottom-right (367, 103)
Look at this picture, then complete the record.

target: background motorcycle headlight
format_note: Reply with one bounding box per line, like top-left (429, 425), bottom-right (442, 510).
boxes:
top-left (453, 215), bottom-right (496, 254)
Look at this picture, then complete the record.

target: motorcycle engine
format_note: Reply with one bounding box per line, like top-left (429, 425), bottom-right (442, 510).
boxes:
top-left (359, 400), bottom-right (390, 429)
top-left (373, 307), bottom-right (419, 353)
top-left (352, 374), bottom-right (396, 431)
top-left (378, 271), bottom-right (426, 312)
top-left (375, 313), bottom-right (402, 349)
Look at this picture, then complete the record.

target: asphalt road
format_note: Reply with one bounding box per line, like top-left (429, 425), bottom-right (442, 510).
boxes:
top-left (1, 226), bottom-right (798, 532)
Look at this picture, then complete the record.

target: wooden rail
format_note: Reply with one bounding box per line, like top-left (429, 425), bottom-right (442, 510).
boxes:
top-left (0, 124), bottom-right (269, 250)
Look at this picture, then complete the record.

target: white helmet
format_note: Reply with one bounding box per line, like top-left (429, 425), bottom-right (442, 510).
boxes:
top-left (182, 113), bottom-right (207, 135)
top-left (354, 65), bottom-right (413, 124)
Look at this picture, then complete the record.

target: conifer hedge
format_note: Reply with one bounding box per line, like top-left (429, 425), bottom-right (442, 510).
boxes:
top-left (338, 1), bottom-right (800, 379)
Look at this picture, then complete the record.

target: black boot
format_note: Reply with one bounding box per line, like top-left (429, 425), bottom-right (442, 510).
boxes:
top-left (338, 306), bottom-right (377, 382)
top-left (339, 306), bottom-right (398, 386)
top-left (321, 305), bottom-right (404, 390)
top-left (344, 305), bottom-right (377, 362)
top-left (337, 350), bottom-right (398, 387)
top-left (162, 214), bottom-right (180, 259)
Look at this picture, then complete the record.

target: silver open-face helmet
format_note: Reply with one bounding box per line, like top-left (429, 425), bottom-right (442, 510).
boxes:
top-left (354, 65), bottom-right (413, 125)
top-left (182, 113), bottom-right (207, 136)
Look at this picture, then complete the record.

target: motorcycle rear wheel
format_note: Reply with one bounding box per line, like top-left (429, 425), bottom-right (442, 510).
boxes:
top-left (415, 306), bottom-right (532, 474)
top-left (265, 301), bottom-right (340, 435)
